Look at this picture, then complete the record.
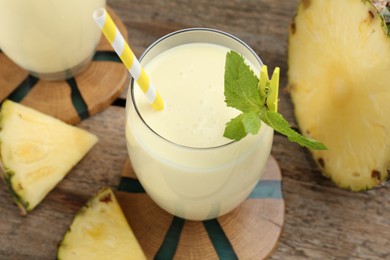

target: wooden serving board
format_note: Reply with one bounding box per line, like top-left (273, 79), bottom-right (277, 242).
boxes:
top-left (0, 7), bottom-right (128, 125)
top-left (116, 155), bottom-right (285, 259)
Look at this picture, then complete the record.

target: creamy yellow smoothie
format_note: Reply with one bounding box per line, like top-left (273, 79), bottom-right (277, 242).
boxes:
top-left (0, 0), bottom-right (105, 80)
top-left (134, 43), bottom-right (239, 148)
top-left (126, 30), bottom-right (273, 220)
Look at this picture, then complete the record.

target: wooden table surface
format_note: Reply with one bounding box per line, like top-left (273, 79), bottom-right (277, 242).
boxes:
top-left (1, 0), bottom-right (390, 259)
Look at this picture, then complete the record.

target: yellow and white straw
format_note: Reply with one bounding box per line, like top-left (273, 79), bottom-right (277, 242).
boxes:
top-left (93, 8), bottom-right (164, 111)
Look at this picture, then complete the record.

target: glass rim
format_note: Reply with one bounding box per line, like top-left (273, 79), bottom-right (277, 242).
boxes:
top-left (129, 27), bottom-right (263, 150)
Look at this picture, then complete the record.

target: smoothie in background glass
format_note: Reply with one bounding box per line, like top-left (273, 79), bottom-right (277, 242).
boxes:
top-left (0, 0), bottom-right (106, 80)
top-left (126, 28), bottom-right (274, 221)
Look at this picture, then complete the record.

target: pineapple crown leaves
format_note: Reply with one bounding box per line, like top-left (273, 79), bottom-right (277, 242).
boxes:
top-left (223, 50), bottom-right (327, 150)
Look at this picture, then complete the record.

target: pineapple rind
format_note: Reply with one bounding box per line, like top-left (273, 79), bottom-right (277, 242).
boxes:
top-left (57, 187), bottom-right (146, 260)
top-left (371, 0), bottom-right (390, 35)
top-left (288, 0), bottom-right (390, 191)
top-left (1, 168), bottom-right (29, 214)
top-left (0, 100), bottom-right (98, 213)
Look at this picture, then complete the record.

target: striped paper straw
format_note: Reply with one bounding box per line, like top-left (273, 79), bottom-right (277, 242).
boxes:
top-left (93, 8), bottom-right (164, 111)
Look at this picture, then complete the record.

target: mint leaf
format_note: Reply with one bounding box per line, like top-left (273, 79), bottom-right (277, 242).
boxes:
top-left (224, 114), bottom-right (246, 141)
top-left (260, 111), bottom-right (327, 150)
top-left (224, 112), bottom-right (261, 141)
top-left (224, 51), bottom-right (262, 113)
top-left (242, 112), bottom-right (261, 135)
top-left (223, 50), bottom-right (327, 150)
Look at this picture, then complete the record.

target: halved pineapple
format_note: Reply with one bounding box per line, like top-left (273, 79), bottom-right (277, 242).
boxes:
top-left (57, 188), bottom-right (146, 260)
top-left (288, 0), bottom-right (390, 190)
top-left (0, 100), bottom-right (98, 213)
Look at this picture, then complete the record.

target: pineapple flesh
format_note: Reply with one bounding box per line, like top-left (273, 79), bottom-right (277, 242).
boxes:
top-left (57, 188), bottom-right (146, 260)
top-left (0, 100), bottom-right (98, 213)
top-left (288, 0), bottom-right (390, 190)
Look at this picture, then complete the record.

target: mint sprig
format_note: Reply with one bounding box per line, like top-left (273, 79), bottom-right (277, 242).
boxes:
top-left (223, 51), bottom-right (327, 150)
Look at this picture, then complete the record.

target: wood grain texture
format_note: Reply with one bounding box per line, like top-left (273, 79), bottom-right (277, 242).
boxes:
top-left (0, 53), bottom-right (28, 99)
top-left (119, 156), bottom-right (283, 259)
top-left (115, 192), bottom-right (174, 259)
top-left (0, 0), bottom-right (390, 259)
top-left (20, 80), bottom-right (80, 123)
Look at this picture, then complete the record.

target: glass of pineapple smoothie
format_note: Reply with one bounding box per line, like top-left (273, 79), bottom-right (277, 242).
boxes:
top-left (126, 28), bottom-right (274, 221)
top-left (0, 0), bottom-right (105, 80)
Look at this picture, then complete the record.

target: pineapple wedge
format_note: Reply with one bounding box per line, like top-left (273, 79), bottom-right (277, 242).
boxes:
top-left (288, 0), bottom-right (390, 190)
top-left (0, 100), bottom-right (98, 214)
top-left (57, 188), bottom-right (146, 260)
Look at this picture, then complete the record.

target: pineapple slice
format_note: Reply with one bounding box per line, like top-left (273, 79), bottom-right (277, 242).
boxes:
top-left (57, 188), bottom-right (146, 260)
top-left (288, 0), bottom-right (390, 191)
top-left (0, 100), bottom-right (98, 213)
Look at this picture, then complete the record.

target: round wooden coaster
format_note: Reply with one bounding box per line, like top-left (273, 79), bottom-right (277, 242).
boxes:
top-left (0, 7), bottom-right (128, 125)
top-left (116, 156), bottom-right (285, 259)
